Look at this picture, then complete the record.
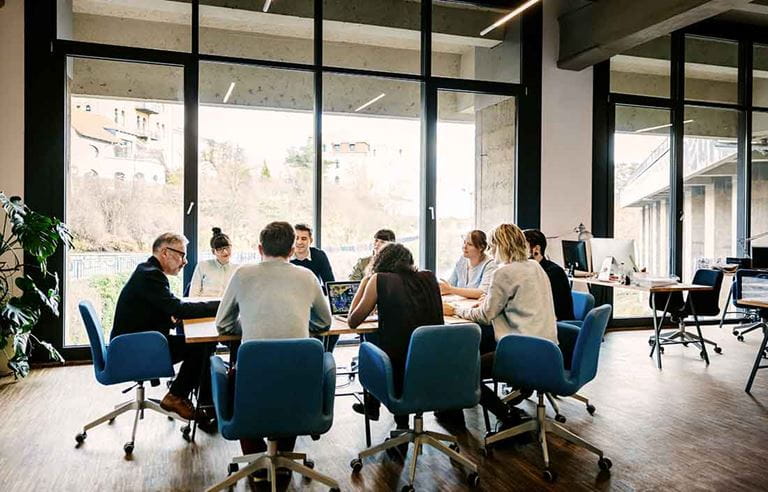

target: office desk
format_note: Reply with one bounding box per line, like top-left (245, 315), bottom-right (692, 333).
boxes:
top-left (740, 299), bottom-right (768, 393)
top-left (571, 277), bottom-right (712, 369)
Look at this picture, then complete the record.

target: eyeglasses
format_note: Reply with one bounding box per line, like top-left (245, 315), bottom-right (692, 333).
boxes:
top-left (215, 245), bottom-right (232, 252)
top-left (165, 246), bottom-right (187, 261)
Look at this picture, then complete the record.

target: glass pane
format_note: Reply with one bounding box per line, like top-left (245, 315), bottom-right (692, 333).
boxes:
top-left (323, 0), bottom-right (419, 74)
top-left (436, 91), bottom-right (516, 278)
top-left (198, 63), bottom-right (315, 270)
top-left (432, 0), bottom-right (521, 83)
top-left (200, 0), bottom-right (313, 64)
top-left (754, 44), bottom-right (768, 107)
top-left (57, 0), bottom-right (191, 52)
top-left (683, 106), bottom-right (739, 301)
top-left (751, 112), bottom-right (768, 250)
top-left (610, 36), bottom-right (671, 98)
top-left (65, 58), bottom-right (184, 346)
top-left (685, 36), bottom-right (738, 105)
top-left (322, 74), bottom-right (421, 278)
top-left (613, 106), bottom-right (671, 317)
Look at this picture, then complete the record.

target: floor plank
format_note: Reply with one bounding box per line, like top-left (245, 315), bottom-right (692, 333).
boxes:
top-left (1, 327), bottom-right (767, 491)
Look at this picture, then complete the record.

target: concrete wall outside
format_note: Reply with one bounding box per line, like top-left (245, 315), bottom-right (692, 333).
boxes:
top-left (475, 97), bottom-right (515, 232)
top-left (0, 0), bottom-right (24, 199)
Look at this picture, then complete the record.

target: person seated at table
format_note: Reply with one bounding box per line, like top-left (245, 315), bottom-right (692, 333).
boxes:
top-left (188, 227), bottom-right (237, 297)
top-left (443, 223), bottom-right (557, 431)
top-left (347, 242), bottom-right (444, 432)
top-left (215, 221), bottom-right (332, 459)
top-left (290, 223), bottom-right (335, 286)
top-left (439, 229), bottom-right (497, 299)
top-left (349, 229), bottom-right (396, 281)
top-left (111, 233), bottom-right (219, 423)
top-left (523, 229), bottom-right (575, 321)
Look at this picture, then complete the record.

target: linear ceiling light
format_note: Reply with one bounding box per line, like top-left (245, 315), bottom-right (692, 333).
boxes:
top-left (223, 82), bottom-right (236, 104)
top-left (263, 0), bottom-right (273, 13)
top-left (355, 93), bottom-right (386, 112)
top-left (633, 119), bottom-right (694, 134)
top-left (480, 0), bottom-right (540, 37)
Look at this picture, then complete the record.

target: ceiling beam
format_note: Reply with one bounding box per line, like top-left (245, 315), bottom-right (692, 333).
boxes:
top-left (558, 0), bottom-right (754, 71)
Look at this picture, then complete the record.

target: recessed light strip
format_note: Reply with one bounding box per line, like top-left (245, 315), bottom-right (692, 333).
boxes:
top-left (633, 119), bottom-right (694, 134)
top-left (480, 0), bottom-right (540, 37)
top-left (223, 82), bottom-right (235, 104)
top-left (355, 93), bottom-right (386, 112)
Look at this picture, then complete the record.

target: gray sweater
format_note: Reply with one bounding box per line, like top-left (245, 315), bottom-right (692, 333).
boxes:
top-left (455, 260), bottom-right (558, 344)
top-left (215, 259), bottom-right (332, 341)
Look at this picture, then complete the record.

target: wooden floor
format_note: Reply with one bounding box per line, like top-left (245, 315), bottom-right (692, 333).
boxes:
top-left (1, 327), bottom-right (767, 492)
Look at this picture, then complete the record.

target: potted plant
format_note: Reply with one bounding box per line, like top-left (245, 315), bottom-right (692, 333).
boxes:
top-left (0, 193), bottom-right (72, 378)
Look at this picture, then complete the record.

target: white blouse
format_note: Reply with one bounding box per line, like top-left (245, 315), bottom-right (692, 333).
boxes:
top-left (189, 259), bottom-right (237, 297)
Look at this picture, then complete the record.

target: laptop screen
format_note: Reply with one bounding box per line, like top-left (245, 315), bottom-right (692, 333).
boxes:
top-left (326, 281), bottom-right (361, 315)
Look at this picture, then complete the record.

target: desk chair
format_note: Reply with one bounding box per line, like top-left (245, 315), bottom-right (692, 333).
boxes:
top-left (206, 339), bottom-right (339, 492)
top-left (351, 324), bottom-right (482, 491)
top-left (648, 269), bottom-right (724, 363)
top-left (481, 305), bottom-right (613, 482)
top-left (75, 301), bottom-right (188, 456)
top-left (563, 290), bottom-right (595, 327)
top-left (731, 270), bottom-right (768, 342)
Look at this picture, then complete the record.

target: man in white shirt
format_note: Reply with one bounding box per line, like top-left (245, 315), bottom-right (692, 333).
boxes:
top-left (215, 221), bottom-right (332, 461)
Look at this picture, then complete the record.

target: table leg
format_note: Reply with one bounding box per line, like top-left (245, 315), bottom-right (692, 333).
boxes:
top-left (746, 324), bottom-right (768, 393)
top-left (363, 389), bottom-right (371, 448)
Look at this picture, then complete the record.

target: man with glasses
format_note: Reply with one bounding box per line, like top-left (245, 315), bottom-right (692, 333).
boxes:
top-left (112, 233), bottom-right (219, 423)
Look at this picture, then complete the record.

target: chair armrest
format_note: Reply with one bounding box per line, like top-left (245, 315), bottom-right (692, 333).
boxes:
top-left (494, 334), bottom-right (565, 391)
top-left (322, 352), bottom-right (336, 416)
top-left (105, 331), bottom-right (174, 381)
top-left (209, 355), bottom-right (232, 422)
top-left (359, 342), bottom-right (396, 407)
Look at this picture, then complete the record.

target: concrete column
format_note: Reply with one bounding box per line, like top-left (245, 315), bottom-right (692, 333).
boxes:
top-left (704, 182), bottom-right (716, 258)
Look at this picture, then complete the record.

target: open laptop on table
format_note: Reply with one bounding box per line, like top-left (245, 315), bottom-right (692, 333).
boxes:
top-left (326, 280), bottom-right (378, 323)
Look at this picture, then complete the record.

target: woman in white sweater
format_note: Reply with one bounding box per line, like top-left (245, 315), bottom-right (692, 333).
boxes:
top-left (189, 227), bottom-right (238, 297)
top-left (443, 223), bottom-right (557, 428)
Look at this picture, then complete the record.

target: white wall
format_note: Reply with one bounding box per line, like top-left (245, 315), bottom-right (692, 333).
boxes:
top-left (539, 0), bottom-right (594, 265)
top-left (0, 0), bottom-right (24, 199)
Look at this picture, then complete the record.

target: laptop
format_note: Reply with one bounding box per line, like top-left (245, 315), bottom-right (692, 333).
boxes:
top-left (326, 281), bottom-right (377, 322)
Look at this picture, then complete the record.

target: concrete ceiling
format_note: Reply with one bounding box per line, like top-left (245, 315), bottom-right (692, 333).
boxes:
top-left (714, 0), bottom-right (768, 25)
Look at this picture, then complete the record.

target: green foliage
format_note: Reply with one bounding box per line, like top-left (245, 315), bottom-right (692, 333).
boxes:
top-left (260, 160), bottom-right (271, 179)
top-left (0, 193), bottom-right (71, 379)
top-left (87, 273), bottom-right (130, 335)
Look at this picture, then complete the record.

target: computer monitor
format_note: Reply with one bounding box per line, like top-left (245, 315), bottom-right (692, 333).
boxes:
top-left (589, 238), bottom-right (639, 273)
top-left (752, 246), bottom-right (768, 269)
top-left (561, 240), bottom-right (590, 273)
top-left (325, 281), bottom-right (361, 315)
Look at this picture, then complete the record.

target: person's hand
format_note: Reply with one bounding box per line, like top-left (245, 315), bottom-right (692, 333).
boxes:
top-left (438, 280), bottom-right (453, 295)
top-left (442, 302), bottom-right (456, 316)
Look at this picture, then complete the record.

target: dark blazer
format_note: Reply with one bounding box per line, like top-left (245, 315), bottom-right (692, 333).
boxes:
top-left (111, 256), bottom-right (219, 339)
top-left (290, 247), bottom-right (335, 285)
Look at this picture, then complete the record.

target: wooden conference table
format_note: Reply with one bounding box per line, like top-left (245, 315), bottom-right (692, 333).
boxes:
top-left (571, 277), bottom-right (712, 370)
top-left (740, 298), bottom-right (768, 393)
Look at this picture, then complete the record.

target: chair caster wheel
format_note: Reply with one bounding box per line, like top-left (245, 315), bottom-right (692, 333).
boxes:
top-left (123, 442), bottom-right (134, 456)
top-left (448, 443), bottom-right (460, 466)
top-left (732, 330), bottom-right (739, 336)
top-left (659, 347), bottom-right (664, 354)
top-left (543, 469), bottom-right (557, 482)
top-left (647, 338), bottom-right (654, 346)
top-left (303, 459), bottom-right (315, 469)
top-left (555, 414), bottom-right (566, 423)
top-left (227, 463), bottom-right (239, 475)
top-left (467, 472), bottom-right (480, 488)
top-left (401, 485), bottom-right (415, 492)
top-left (586, 404), bottom-right (596, 415)
top-left (181, 425), bottom-right (191, 442)
top-left (598, 456), bottom-right (613, 471)
top-left (75, 432), bottom-right (87, 445)
top-left (350, 458), bottom-right (363, 473)
top-left (167, 416), bottom-right (174, 421)
top-left (700, 351), bottom-right (707, 360)
top-left (714, 346), bottom-right (722, 354)
top-left (738, 335), bottom-right (745, 342)
top-left (682, 341), bottom-right (688, 347)
top-left (108, 418), bottom-right (116, 424)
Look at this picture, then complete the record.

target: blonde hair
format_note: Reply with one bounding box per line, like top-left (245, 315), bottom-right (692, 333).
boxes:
top-left (490, 224), bottom-right (529, 264)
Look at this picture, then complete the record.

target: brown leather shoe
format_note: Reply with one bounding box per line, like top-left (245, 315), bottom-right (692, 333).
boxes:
top-left (160, 393), bottom-right (195, 420)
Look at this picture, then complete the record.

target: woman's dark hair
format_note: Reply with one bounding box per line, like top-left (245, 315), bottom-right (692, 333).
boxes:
top-left (374, 229), bottom-right (396, 242)
top-left (371, 243), bottom-right (416, 274)
top-left (466, 230), bottom-right (488, 252)
top-left (210, 227), bottom-right (231, 250)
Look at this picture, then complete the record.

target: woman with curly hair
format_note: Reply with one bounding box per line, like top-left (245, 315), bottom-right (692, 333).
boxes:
top-left (347, 242), bottom-right (443, 429)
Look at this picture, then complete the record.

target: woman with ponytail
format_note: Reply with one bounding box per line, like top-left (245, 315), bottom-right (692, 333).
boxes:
top-left (189, 227), bottom-right (237, 297)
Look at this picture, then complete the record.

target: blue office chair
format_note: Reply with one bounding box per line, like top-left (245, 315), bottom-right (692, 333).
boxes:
top-left (481, 305), bottom-right (613, 482)
top-left (563, 290), bottom-right (595, 327)
top-left (75, 300), bottom-right (188, 456)
top-left (206, 339), bottom-right (339, 492)
top-left (731, 269), bottom-right (768, 341)
top-left (350, 324), bottom-right (482, 491)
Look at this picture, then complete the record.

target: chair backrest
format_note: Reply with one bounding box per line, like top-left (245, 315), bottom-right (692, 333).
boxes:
top-left (571, 291), bottom-right (595, 321)
top-left (78, 300), bottom-right (107, 373)
top-left (232, 338), bottom-right (327, 435)
top-left (400, 324), bottom-right (481, 412)
top-left (687, 269), bottom-right (724, 316)
top-left (734, 269), bottom-right (768, 308)
top-left (569, 304), bottom-right (612, 387)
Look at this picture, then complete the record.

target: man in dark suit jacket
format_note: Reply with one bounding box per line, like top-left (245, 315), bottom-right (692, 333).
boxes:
top-left (112, 233), bottom-right (219, 421)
